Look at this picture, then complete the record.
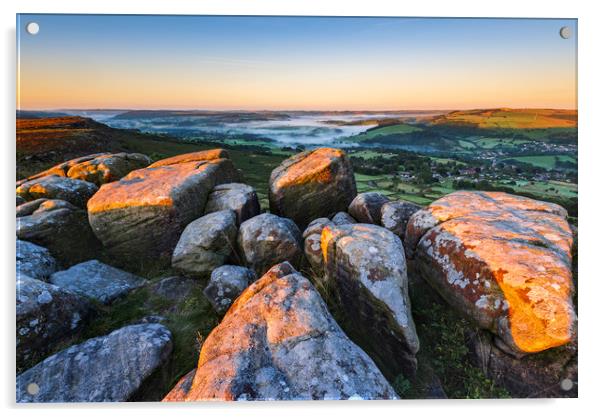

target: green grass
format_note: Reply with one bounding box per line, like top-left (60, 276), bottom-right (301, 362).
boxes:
top-left (503, 155), bottom-right (577, 170)
top-left (349, 123), bottom-right (422, 142)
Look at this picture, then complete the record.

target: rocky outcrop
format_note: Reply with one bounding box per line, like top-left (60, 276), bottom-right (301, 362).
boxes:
top-left (87, 157), bottom-right (240, 267)
top-left (302, 217), bottom-right (333, 273)
top-left (380, 200), bottom-right (422, 239)
top-left (148, 149), bottom-right (229, 168)
top-left (321, 223), bottom-right (420, 378)
top-left (16, 153), bottom-right (108, 185)
top-left (204, 183), bottom-right (260, 226)
top-left (16, 240), bottom-right (58, 281)
top-left (64, 152), bottom-right (152, 185)
top-left (16, 199), bottom-right (101, 265)
top-left (348, 192), bottom-right (390, 224)
top-left (163, 263), bottom-right (397, 401)
top-left (237, 213), bottom-right (303, 276)
top-left (269, 148), bottom-right (357, 228)
top-left (405, 191), bottom-right (576, 355)
top-left (49, 260), bottom-right (147, 304)
top-left (16, 175), bottom-right (98, 208)
top-left (17, 276), bottom-right (92, 370)
top-left (17, 324), bottom-right (173, 402)
top-left (203, 265), bottom-right (256, 314)
top-left (172, 210), bottom-right (238, 278)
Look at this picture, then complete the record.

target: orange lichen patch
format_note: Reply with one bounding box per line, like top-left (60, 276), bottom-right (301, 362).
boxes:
top-left (274, 148), bottom-right (343, 189)
top-left (148, 149), bottom-right (229, 168)
top-left (321, 226), bottom-right (335, 263)
top-left (419, 191), bottom-right (576, 353)
top-left (87, 160), bottom-right (218, 213)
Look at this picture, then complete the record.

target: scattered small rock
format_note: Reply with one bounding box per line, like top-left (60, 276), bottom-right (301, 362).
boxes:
top-left (203, 265), bottom-right (256, 314)
top-left (348, 192), bottom-right (390, 224)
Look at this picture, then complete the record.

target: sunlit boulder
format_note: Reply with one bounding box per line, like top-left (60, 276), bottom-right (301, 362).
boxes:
top-left (163, 262), bottom-right (397, 401)
top-left (405, 191), bottom-right (576, 355)
top-left (269, 147), bottom-right (357, 228)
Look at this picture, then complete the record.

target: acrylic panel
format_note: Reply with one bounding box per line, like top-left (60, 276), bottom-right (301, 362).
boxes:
top-left (15, 14), bottom-right (578, 402)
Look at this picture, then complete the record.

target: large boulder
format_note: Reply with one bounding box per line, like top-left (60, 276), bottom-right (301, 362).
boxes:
top-left (348, 192), bottom-right (390, 224)
top-left (203, 265), bottom-right (256, 314)
top-left (302, 217), bottom-right (333, 274)
top-left (16, 199), bottom-right (101, 265)
top-left (148, 149), bottom-right (229, 168)
top-left (16, 153), bottom-right (108, 185)
top-left (16, 240), bottom-right (58, 281)
top-left (172, 210), bottom-right (238, 278)
top-left (321, 223), bottom-right (420, 378)
top-left (204, 183), bottom-right (260, 226)
top-left (17, 276), bottom-right (92, 370)
top-left (87, 158), bottom-right (240, 267)
top-left (269, 148), bottom-right (357, 228)
top-left (405, 191), bottom-right (576, 355)
top-left (163, 263), bottom-right (397, 401)
top-left (16, 175), bottom-right (98, 208)
top-left (380, 200), bottom-right (422, 239)
top-left (49, 260), bottom-right (147, 304)
top-left (65, 152), bottom-right (152, 185)
top-left (237, 213), bottom-right (303, 276)
top-left (17, 324), bottom-right (173, 402)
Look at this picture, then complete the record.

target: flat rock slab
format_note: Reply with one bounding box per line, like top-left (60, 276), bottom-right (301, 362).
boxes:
top-left (50, 260), bottom-right (147, 304)
top-left (16, 240), bottom-right (58, 281)
top-left (88, 158), bottom-right (240, 266)
top-left (163, 262), bottom-right (397, 401)
top-left (17, 276), bottom-right (92, 370)
top-left (17, 175), bottom-right (98, 208)
top-left (321, 223), bottom-right (420, 378)
top-left (269, 148), bottom-right (357, 228)
top-left (405, 191), bottom-right (576, 354)
top-left (16, 199), bottom-right (101, 266)
top-left (17, 324), bottom-right (173, 403)
top-left (204, 183), bottom-right (260, 225)
top-left (237, 213), bottom-right (303, 276)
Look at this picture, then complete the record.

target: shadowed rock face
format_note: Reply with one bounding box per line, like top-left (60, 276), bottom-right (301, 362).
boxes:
top-left (348, 192), bottom-right (390, 224)
top-left (320, 223), bottom-right (420, 379)
top-left (16, 240), bottom-right (58, 282)
top-left (405, 191), bottom-right (576, 354)
top-left (172, 210), bottom-right (238, 278)
top-left (17, 175), bottom-right (98, 208)
top-left (148, 149), bottom-right (229, 168)
top-left (302, 218), bottom-right (333, 274)
top-left (163, 263), bottom-right (397, 401)
top-left (17, 324), bottom-right (173, 403)
top-left (17, 276), bottom-right (92, 371)
top-left (380, 200), bottom-right (422, 240)
top-left (203, 265), bottom-right (256, 314)
top-left (49, 260), bottom-right (147, 304)
top-left (204, 183), bottom-right (260, 226)
top-left (87, 158), bottom-right (240, 267)
top-left (269, 148), bottom-right (357, 228)
top-left (237, 213), bottom-right (303, 276)
top-left (16, 199), bottom-right (101, 266)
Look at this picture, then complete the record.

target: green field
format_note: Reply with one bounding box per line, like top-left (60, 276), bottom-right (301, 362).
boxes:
top-left (350, 123), bottom-right (422, 142)
top-left (503, 155), bottom-right (577, 170)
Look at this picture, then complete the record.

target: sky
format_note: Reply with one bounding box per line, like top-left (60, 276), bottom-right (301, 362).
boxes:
top-left (17, 15), bottom-right (577, 111)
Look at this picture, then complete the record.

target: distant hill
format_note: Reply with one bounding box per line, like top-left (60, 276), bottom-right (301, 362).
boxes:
top-left (430, 108), bottom-right (577, 129)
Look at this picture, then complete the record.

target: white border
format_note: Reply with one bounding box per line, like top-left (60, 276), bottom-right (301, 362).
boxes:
top-left (2, 1), bottom-right (600, 416)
